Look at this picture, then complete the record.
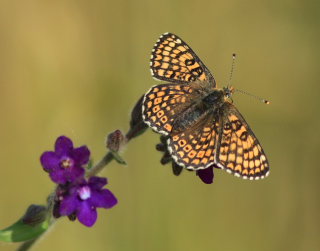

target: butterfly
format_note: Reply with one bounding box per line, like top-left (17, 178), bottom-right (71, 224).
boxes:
top-left (142, 32), bottom-right (269, 180)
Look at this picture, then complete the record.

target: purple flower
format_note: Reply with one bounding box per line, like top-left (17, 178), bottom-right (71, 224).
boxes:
top-left (196, 166), bottom-right (214, 184)
top-left (40, 136), bottom-right (90, 184)
top-left (57, 176), bottom-right (118, 227)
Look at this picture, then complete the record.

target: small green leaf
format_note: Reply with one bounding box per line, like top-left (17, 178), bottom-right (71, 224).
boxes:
top-left (111, 151), bottom-right (127, 165)
top-left (87, 158), bottom-right (94, 169)
top-left (0, 205), bottom-right (51, 242)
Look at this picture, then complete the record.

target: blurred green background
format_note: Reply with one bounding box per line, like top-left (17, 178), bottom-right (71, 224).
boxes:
top-left (0, 0), bottom-right (319, 250)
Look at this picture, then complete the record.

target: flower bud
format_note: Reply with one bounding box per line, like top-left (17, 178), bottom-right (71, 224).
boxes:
top-left (106, 130), bottom-right (126, 152)
top-left (22, 205), bottom-right (48, 226)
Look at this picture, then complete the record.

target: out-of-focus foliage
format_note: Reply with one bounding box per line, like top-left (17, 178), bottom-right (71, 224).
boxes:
top-left (0, 0), bottom-right (319, 250)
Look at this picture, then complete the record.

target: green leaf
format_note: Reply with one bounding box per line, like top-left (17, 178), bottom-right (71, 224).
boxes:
top-left (111, 151), bottom-right (127, 165)
top-left (87, 158), bottom-right (94, 169)
top-left (0, 205), bottom-right (50, 242)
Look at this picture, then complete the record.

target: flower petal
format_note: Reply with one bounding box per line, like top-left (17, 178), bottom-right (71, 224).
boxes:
top-left (197, 166), bottom-right (214, 184)
top-left (90, 189), bottom-right (118, 209)
top-left (72, 146), bottom-right (90, 165)
top-left (40, 151), bottom-right (59, 171)
top-left (66, 166), bottom-right (85, 183)
top-left (55, 136), bottom-right (73, 156)
top-left (49, 169), bottom-right (68, 184)
top-left (77, 201), bottom-right (97, 227)
top-left (59, 193), bottom-right (79, 216)
top-left (88, 176), bottom-right (107, 190)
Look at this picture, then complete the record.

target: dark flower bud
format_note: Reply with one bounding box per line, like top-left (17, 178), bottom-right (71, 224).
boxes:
top-left (126, 95), bottom-right (148, 140)
top-left (156, 136), bottom-right (169, 152)
top-left (53, 201), bottom-right (61, 219)
top-left (172, 162), bottom-right (183, 176)
top-left (22, 205), bottom-right (48, 226)
top-left (160, 151), bottom-right (172, 165)
top-left (156, 142), bottom-right (166, 152)
top-left (106, 130), bottom-right (126, 152)
top-left (155, 136), bottom-right (184, 176)
top-left (155, 136), bottom-right (215, 183)
top-left (67, 213), bottom-right (77, 222)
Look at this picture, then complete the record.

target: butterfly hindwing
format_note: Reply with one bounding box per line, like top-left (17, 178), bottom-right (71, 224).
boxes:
top-left (167, 113), bottom-right (220, 170)
top-left (216, 102), bottom-right (270, 180)
top-left (150, 33), bottom-right (215, 85)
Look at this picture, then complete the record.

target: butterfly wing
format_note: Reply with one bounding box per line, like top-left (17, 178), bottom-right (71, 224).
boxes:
top-left (166, 112), bottom-right (220, 170)
top-left (216, 102), bottom-right (270, 180)
top-left (142, 83), bottom-right (202, 135)
top-left (150, 33), bottom-right (216, 86)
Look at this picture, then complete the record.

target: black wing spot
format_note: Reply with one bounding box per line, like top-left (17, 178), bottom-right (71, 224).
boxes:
top-left (240, 131), bottom-right (249, 140)
top-left (191, 67), bottom-right (204, 76)
top-left (185, 58), bottom-right (195, 66)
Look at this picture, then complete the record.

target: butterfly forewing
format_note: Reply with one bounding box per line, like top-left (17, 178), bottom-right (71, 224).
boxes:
top-left (142, 83), bottom-right (201, 135)
top-left (216, 103), bottom-right (270, 180)
top-left (150, 33), bottom-right (215, 85)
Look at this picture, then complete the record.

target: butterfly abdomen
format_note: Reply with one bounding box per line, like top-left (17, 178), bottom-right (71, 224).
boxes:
top-left (172, 104), bottom-right (209, 134)
top-left (171, 90), bottom-right (224, 134)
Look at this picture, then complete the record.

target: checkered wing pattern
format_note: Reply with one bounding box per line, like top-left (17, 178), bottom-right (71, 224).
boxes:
top-left (166, 113), bottom-right (220, 170)
top-left (217, 103), bottom-right (270, 180)
top-left (142, 83), bottom-right (201, 135)
top-left (150, 33), bottom-right (215, 86)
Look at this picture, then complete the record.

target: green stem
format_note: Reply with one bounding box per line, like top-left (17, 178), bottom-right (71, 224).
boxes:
top-left (86, 151), bottom-right (114, 177)
top-left (17, 239), bottom-right (37, 251)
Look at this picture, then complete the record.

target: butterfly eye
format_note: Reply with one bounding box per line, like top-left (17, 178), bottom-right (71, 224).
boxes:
top-left (223, 87), bottom-right (233, 98)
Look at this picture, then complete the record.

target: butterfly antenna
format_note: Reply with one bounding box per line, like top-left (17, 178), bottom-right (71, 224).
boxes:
top-left (227, 53), bottom-right (269, 104)
top-left (227, 53), bottom-right (236, 88)
top-left (234, 88), bottom-right (270, 104)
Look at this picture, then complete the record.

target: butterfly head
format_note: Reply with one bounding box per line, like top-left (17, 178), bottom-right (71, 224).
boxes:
top-left (223, 86), bottom-right (235, 99)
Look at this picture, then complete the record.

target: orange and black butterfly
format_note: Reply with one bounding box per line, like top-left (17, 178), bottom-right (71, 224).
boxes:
top-left (142, 33), bottom-right (269, 180)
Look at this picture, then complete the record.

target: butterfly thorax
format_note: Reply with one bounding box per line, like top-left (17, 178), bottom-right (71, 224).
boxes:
top-left (202, 89), bottom-right (225, 108)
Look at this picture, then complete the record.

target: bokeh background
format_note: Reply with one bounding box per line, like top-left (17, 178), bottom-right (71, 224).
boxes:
top-left (0, 0), bottom-right (319, 250)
